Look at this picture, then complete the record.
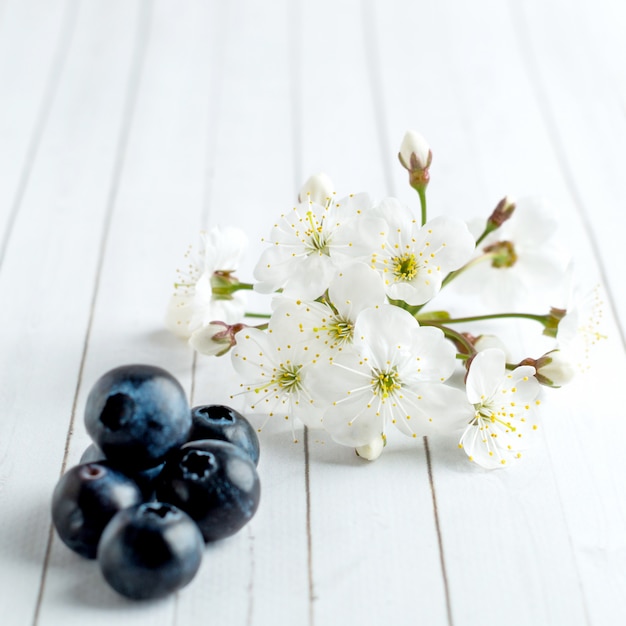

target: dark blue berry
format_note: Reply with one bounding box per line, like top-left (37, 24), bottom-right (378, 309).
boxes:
top-left (80, 443), bottom-right (164, 498)
top-left (189, 405), bottom-right (260, 465)
top-left (156, 440), bottom-right (260, 542)
top-left (51, 462), bottom-right (144, 559)
top-left (98, 502), bottom-right (203, 600)
top-left (84, 364), bottom-right (191, 471)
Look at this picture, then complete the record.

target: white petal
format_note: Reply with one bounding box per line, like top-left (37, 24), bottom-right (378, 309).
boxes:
top-left (500, 365), bottom-right (540, 403)
top-left (465, 349), bottom-right (506, 404)
top-left (352, 306), bottom-right (419, 368)
top-left (401, 325), bottom-right (457, 384)
top-left (329, 263), bottom-right (386, 320)
top-left (507, 197), bottom-right (557, 247)
top-left (460, 421), bottom-right (510, 469)
top-left (282, 253), bottom-right (335, 299)
top-left (231, 327), bottom-right (277, 381)
top-left (373, 197), bottom-right (415, 233)
top-left (330, 215), bottom-right (388, 261)
top-left (201, 226), bottom-right (248, 273)
top-left (253, 245), bottom-right (294, 293)
top-left (392, 383), bottom-right (470, 437)
top-left (415, 216), bottom-right (475, 273)
top-left (387, 273), bottom-right (440, 306)
top-left (323, 392), bottom-right (385, 447)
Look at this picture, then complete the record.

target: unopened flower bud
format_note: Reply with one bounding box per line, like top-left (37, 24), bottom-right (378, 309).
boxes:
top-left (473, 334), bottom-right (508, 355)
top-left (298, 172), bottom-right (335, 206)
top-left (542, 306), bottom-right (567, 338)
top-left (487, 196), bottom-right (516, 228)
top-left (189, 321), bottom-right (245, 356)
top-left (519, 350), bottom-right (575, 388)
top-left (398, 130), bottom-right (432, 191)
top-left (355, 434), bottom-right (386, 461)
top-left (399, 130), bottom-right (431, 171)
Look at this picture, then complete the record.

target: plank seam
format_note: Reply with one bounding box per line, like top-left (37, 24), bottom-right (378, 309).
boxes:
top-left (304, 425), bottom-right (315, 626)
top-left (423, 436), bottom-right (454, 626)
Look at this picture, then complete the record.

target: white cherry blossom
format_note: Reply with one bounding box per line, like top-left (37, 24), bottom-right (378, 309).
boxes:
top-left (556, 283), bottom-right (605, 374)
top-left (459, 348), bottom-right (540, 469)
top-left (269, 262), bottom-right (386, 355)
top-left (253, 193), bottom-right (387, 300)
top-left (454, 197), bottom-right (568, 309)
top-left (307, 306), bottom-right (468, 449)
top-left (166, 227), bottom-right (248, 338)
top-left (371, 198), bottom-right (474, 305)
top-left (231, 327), bottom-right (324, 435)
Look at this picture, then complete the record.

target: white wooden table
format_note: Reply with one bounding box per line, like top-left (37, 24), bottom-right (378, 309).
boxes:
top-left (1, 1), bottom-right (625, 624)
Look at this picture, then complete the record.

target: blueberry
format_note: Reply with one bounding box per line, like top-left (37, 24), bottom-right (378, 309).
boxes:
top-left (156, 440), bottom-right (260, 542)
top-left (80, 443), bottom-right (164, 498)
top-left (51, 462), bottom-right (144, 559)
top-left (84, 364), bottom-right (191, 471)
top-left (80, 442), bottom-right (105, 464)
top-left (98, 502), bottom-right (204, 600)
top-left (189, 405), bottom-right (260, 465)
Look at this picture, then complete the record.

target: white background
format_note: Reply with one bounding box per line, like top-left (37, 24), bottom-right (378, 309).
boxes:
top-left (0, 1), bottom-right (625, 625)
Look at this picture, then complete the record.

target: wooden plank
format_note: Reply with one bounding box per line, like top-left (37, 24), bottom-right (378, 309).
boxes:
top-left (0, 0), bottom-right (623, 624)
top-left (510, 1), bottom-right (626, 623)
top-left (295, 1), bottom-right (450, 624)
top-left (186, 0), bottom-right (311, 623)
top-left (368, 0), bottom-right (616, 624)
top-left (0, 1), bottom-right (146, 623)
top-left (512, 0), bottom-right (626, 340)
top-left (0, 0), bottom-right (72, 267)
top-left (33, 0), bottom-right (215, 623)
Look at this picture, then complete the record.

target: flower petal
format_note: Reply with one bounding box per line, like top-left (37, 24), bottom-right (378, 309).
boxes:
top-left (330, 263), bottom-right (386, 320)
top-left (465, 348), bottom-right (506, 404)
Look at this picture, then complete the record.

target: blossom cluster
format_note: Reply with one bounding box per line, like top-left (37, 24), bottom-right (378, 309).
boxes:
top-left (166, 131), bottom-right (604, 469)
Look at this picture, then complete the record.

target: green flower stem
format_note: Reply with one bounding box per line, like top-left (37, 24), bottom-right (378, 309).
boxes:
top-left (252, 322), bottom-right (269, 330)
top-left (211, 281), bottom-right (255, 296)
top-left (417, 186), bottom-right (427, 226)
top-left (441, 312), bottom-right (549, 326)
top-left (440, 252), bottom-right (495, 289)
top-left (474, 221), bottom-right (499, 247)
top-left (414, 310), bottom-right (450, 322)
top-left (244, 312), bottom-right (271, 319)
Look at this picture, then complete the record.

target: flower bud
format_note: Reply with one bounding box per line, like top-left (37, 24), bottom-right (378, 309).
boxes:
top-left (298, 172), bottom-right (335, 206)
top-left (473, 334), bottom-right (508, 355)
top-left (487, 196), bottom-right (516, 228)
top-left (542, 306), bottom-right (567, 338)
top-left (519, 350), bottom-right (575, 388)
top-left (189, 321), bottom-right (245, 357)
top-left (399, 130), bottom-right (431, 172)
top-left (355, 434), bottom-right (386, 461)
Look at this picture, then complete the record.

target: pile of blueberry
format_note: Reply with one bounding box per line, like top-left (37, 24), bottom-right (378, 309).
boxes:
top-left (51, 364), bottom-right (261, 600)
